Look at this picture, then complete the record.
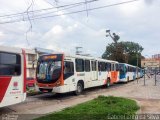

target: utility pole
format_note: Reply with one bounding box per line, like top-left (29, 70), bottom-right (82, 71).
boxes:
top-left (75, 47), bottom-right (83, 55)
top-left (137, 54), bottom-right (139, 67)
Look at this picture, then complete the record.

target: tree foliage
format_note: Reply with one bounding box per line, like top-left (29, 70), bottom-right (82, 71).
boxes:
top-left (102, 41), bottom-right (144, 67)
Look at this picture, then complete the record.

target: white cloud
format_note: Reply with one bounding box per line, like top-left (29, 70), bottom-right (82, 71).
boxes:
top-left (0, 31), bottom-right (4, 37)
top-left (118, 0), bottom-right (144, 16)
top-left (51, 25), bottom-right (63, 34)
top-left (0, 0), bottom-right (160, 57)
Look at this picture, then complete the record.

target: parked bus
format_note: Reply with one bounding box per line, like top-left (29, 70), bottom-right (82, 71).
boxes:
top-left (119, 63), bottom-right (136, 82)
top-left (36, 53), bottom-right (119, 95)
top-left (0, 46), bottom-right (26, 107)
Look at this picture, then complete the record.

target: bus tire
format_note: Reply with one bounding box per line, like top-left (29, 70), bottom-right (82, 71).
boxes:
top-left (106, 78), bottom-right (110, 88)
top-left (74, 82), bottom-right (83, 95)
top-left (127, 77), bottom-right (129, 82)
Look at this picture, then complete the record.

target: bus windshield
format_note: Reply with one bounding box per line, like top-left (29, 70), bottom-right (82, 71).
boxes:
top-left (37, 60), bottom-right (62, 83)
top-left (37, 56), bottom-right (62, 83)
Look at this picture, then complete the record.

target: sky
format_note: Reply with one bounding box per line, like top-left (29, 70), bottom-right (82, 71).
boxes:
top-left (0, 0), bottom-right (159, 58)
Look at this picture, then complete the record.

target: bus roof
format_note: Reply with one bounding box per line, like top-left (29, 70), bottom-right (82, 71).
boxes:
top-left (0, 45), bottom-right (23, 53)
top-left (38, 53), bottom-right (118, 64)
top-left (65, 54), bottom-right (118, 63)
top-left (119, 63), bottom-right (136, 68)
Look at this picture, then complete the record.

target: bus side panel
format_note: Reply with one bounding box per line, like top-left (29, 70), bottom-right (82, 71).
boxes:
top-left (97, 71), bottom-right (107, 86)
top-left (0, 53), bottom-right (26, 108)
top-left (116, 71), bottom-right (120, 83)
top-left (133, 71), bottom-right (136, 80)
top-left (0, 76), bottom-right (25, 107)
top-left (110, 71), bottom-right (119, 84)
top-left (127, 72), bottom-right (133, 81)
top-left (0, 77), bottom-right (11, 103)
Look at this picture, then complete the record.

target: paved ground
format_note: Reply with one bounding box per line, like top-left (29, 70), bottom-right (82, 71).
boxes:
top-left (0, 75), bottom-right (160, 119)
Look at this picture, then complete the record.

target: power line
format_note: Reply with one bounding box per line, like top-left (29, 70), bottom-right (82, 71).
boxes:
top-left (0, 0), bottom-right (141, 24)
top-left (30, 0), bottom-right (141, 20)
top-left (0, 0), bottom-right (98, 18)
top-left (0, 0), bottom-right (98, 24)
top-left (31, 2), bottom-right (90, 18)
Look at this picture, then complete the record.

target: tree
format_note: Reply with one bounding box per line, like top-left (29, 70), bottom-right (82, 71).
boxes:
top-left (102, 41), bottom-right (144, 67)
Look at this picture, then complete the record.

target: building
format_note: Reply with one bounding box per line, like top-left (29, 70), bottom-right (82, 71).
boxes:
top-left (152, 54), bottom-right (160, 59)
top-left (141, 58), bottom-right (160, 71)
top-left (25, 49), bottom-right (37, 78)
top-left (26, 47), bottom-right (54, 78)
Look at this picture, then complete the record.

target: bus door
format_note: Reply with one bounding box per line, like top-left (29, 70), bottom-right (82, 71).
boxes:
top-left (111, 63), bottom-right (116, 83)
top-left (91, 61), bottom-right (98, 81)
top-left (98, 62), bottom-right (103, 83)
top-left (84, 60), bottom-right (91, 88)
top-left (115, 63), bottom-right (119, 82)
top-left (119, 64), bottom-right (127, 80)
top-left (64, 60), bottom-right (74, 91)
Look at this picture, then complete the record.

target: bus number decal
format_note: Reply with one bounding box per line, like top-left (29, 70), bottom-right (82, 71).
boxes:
top-left (77, 73), bottom-right (85, 76)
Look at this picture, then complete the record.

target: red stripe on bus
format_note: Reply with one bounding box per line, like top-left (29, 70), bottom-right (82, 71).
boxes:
top-left (22, 49), bottom-right (26, 93)
top-left (0, 76), bottom-right (11, 102)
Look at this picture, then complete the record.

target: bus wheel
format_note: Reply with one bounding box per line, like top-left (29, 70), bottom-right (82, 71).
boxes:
top-left (74, 82), bottom-right (83, 95)
top-left (106, 79), bottom-right (110, 88)
top-left (127, 77), bottom-right (129, 82)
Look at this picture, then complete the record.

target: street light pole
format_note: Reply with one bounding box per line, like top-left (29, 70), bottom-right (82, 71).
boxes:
top-left (137, 54), bottom-right (138, 67)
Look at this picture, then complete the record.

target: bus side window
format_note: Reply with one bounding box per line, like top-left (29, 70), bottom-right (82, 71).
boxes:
top-left (0, 52), bottom-right (21, 76)
top-left (98, 62), bottom-right (105, 71)
top-left (116, 64), bottom-right (119, 71)
top-left (91, 61), bottom-right (96, 71)
top-left (125, 66), bottom-right (127, 73)
top-left (111, 64), bottom-right (114, 71)
top-left (106, 63), bottom-right (110, 71)
top-left (85, 60), bottom-right (90, 72)
top-left (75, 59), bottom-right (84, 72)
top-left (64, 61), bottom-right (74, 80)
top-left (98, 62), bottom-right (101, 71)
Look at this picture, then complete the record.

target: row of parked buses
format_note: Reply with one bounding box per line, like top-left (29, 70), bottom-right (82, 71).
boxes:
top-left (0, 47), bottom-right (143, 108)
top-left (36, 53), bottom-right (144, 95)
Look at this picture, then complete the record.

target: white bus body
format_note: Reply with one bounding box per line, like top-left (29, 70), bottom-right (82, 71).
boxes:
top-left (36, 54), bottom-right (119, 94)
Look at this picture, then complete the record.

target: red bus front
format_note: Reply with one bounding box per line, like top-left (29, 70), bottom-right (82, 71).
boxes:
top-left (36, 54), bottom-right (64, 92)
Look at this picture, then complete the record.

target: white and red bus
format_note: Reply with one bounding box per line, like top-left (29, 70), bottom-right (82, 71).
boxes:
top-left (36, 53), bottom-right (119, 95)
top-left (0, 46), bottom-right (26, 107)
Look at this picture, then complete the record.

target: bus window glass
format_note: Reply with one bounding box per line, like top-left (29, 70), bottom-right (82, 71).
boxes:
top-left (116, 64), bottom-right (119, 71)
top-left (64, 61), bottom-right (74, 79)
top-left (98, 62), bottom-right (101, 71)
top-left (85, 60), bottom-right (90, 72)
top-left (111, 64), bottom-right (114, 71)
top-left (37, 60), bottom-right (62, 82)
top-left (106, 62), bottom-right (111, 71)
top-left (91, 61), bottom-right (96, 71)
top-left (75, 59), bottom-right (84, 72)
top-left (102, 62), bottom-right (106, 71)
top-left (0, 52), bottom-right (21, 76)
top-left (98, 62), bottom-right (106, 71)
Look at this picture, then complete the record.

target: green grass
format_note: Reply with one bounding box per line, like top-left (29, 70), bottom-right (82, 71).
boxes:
top-left (35, 96), bottom-right (139, 120)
